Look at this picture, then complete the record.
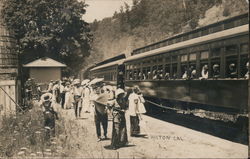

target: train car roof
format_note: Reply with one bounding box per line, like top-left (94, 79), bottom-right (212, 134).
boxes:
top-left (90, 59), bottom-right (125, 71)
top-left (125, 24), bottom-right (249, 62)
top-left (95, 54), bottom-right (126, 67)
top-left (132, 13), bottom-right (249, 54)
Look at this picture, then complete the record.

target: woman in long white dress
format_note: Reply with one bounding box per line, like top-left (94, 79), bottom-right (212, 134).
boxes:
top-left (64, 82), bottom-right (73, 109)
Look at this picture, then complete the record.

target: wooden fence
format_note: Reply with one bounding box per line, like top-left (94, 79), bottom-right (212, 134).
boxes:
top-left (0, 80), bottom-right (18, 118)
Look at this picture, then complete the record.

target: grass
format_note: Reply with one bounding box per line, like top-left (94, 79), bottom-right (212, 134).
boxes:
top-left (0, 101), bottom-right (70, 157)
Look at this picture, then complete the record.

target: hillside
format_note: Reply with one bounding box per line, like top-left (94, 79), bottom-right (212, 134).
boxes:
top-left (81, 0), bottom-right (248, 73)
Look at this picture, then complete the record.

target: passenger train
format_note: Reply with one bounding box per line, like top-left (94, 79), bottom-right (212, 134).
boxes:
top-left (88, 13), bottom-right (249, 120)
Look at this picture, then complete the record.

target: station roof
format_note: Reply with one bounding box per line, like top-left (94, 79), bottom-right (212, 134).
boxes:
top-left (23, 57), bottom-right (66, 67)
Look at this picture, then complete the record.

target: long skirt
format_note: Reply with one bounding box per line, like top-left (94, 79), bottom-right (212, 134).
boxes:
top-left (130, 115), bottom-right (140, 136)
top-left (82, 97), bottom-right (90, 112)
top-left (64, 92), bottom-right (73, 109)
top-left (111, 112), bottom-right (128, 148)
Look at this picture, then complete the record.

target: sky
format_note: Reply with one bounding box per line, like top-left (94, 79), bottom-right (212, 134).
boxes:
top-left (81, 0), bottom-right (133, 23)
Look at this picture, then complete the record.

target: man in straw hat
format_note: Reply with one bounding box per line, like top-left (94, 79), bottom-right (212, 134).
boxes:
top-left (73, 79), bottom-right (83, 118)
top-left (40, 93), bottom-right (59, 138)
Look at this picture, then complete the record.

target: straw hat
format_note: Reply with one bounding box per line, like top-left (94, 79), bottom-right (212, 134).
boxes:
top-left (41, 93), bottom-right (53, 103)
top-left (115, 88), bottom-right (125, 98)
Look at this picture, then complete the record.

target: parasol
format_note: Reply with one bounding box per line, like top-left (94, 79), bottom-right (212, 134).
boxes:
top-left (89, 78), bottom-right (104, 85)
top-left (81, 79), bottom-right (90, 86)
top-left (94, 93), bottom-right (109, 114)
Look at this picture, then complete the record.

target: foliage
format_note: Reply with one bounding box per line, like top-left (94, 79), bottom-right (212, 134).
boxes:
top-left (1, 0), bottom-right (92, 75)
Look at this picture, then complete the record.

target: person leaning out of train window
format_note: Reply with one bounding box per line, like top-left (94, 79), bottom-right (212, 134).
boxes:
top-left (212, 64), bottom-right (220, 79)
top-left (165, 72), bottom-right (170, 80)
top-left (199, 65), bottom-right (208, 80)
top-left (190, 69), bottom-right (197, 79)
top-left (182, 69), bottom-right (188, 79)
top-left (158, 69), bottom-right (163, 80)
top-left (152, 70), bottom-right (158, 80)
top-left (228, 63), bottom-right (237, 78)
top-left (245, 62), bottom-right (249, 79)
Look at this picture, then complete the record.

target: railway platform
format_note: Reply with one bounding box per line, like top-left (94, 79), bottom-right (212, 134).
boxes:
top-left (55, 103), bottom-right (248, 158)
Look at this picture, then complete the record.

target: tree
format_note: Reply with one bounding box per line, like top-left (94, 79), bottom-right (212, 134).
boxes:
top-left (2, 0), bottom-right (92, 75)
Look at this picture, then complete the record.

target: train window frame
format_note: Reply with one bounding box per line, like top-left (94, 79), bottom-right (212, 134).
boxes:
top-left (240, 43), bottom-right (249, 54)
top-left (189, 53), bottom-right (197, 61)
top-left (211, 47), bottom-right (221, 58)
top-left (224, 20), bottom-right (235, 30)
top-left (225, 44), bottom-right (238, 56)
top-left (181, 54), bottom-right (188, 62)
top-left (200, 51), bottom-right (209, 60)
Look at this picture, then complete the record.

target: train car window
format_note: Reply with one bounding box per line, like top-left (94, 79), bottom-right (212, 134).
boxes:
top-left (172, 63), bottom-right (178, 79)
top-left (168, 39), bottom-right (173, 45)
top-left (211, 62), bottom-right (220, 78)
top-left (145, 67), bottom-right (151, 79)
top-left (162, 40), bottom-right (168, 47)
top-left (164, 64), bottom-right (170, 79)
top-left (211, 48), bottom-right (221, 57)
top-left (181, 64), bottom-right (188, 79)
top-left (176, 37), bottom-right (181, 43)
top-left (200, 63), bottom-right (209, 79)
top-left (240, 43), bottom-right (249, 54)
top-left (142, 68), bottom-right (147, 80)
top-left (129, 70), bottom-right (133, 80)
top-left (225, 45), bottom-right (238, 56)
top-left (193, 31), bottom-right (200, 38)
top-left (158, 56), bottom-right (163, 63)
top-left (188, 33), bottom-right (193, 39)
top-left (189, 63), bottom-right (197, 79)
top-left (157, 65), bottom-right (163, 80)
top-left (165, 56), bottom-right (171, 63)
top-left (211, 24), bottom-right (223, 33)
top-left (136, 69), bottom-right (141, 80)
top-left (226, 57), bottom-right (238, 78)
top-left (200, 51), bottom-right (209, 59)
top-left (189, 53), bottom-right (197, 61)
top-left (152, 65), bottom-right (158, 80)
top-left (240, 55), bottom-right (249, 78)
top-left (172, 55), bottom-right (178, 62)
top-left (241, 16), bottom-right (248, 25)
top-left (235, 19), bottom-right (242, 27)
top-left (201, 28), bottom-right (209, 36)
top-left (181, 55), bottom-right (188, 62)
top-left (224, 20), bottom-right (235, 30)
top-left (183, 34), bottom-right (189, 41)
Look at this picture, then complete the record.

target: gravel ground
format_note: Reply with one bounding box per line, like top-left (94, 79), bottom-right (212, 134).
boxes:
top-left (57, 106), bottom-right (248, 158)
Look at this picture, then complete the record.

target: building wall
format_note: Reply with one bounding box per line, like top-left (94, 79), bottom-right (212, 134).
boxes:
top-left (29, 67), bottom-right (61, 83)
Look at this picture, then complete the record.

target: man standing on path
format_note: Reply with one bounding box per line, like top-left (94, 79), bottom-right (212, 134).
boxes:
top-left (73, 79), bottom-right (83, 118)
top-left (92, 83), bottom-right (109, 141)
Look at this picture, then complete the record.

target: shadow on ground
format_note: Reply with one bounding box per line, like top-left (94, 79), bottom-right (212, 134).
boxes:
top-left (146, 107), bottom-right (248, 145)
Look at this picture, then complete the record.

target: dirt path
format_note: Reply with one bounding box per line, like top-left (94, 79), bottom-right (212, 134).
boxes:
top-left (56, 105), bottom-right (248, 158)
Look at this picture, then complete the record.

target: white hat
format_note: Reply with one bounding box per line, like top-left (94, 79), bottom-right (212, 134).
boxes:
top-left (103, 85), bottom-right (113, 91)
top-left (73, 79), bottom-right (80, 85)
top-left (81, 79), bottom-right (90, 86)
top-left (115, 88), bottom-right (125, 98)
top-left (41, 93), bottom-right (53, 103)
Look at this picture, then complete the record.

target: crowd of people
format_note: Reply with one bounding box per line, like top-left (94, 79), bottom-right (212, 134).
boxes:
top-left (127, 61), bottom-right (250, 80)
top-left (39, 77), bottom-right (147, 150)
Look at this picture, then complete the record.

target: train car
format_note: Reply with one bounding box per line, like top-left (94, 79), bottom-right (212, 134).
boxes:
top-left (89, 54), bottom-right (126, 89)
top-left (88, 13), bottom-right (249, 121)
top-left (124, 13), bottom-right (249, 117)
